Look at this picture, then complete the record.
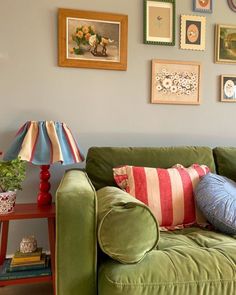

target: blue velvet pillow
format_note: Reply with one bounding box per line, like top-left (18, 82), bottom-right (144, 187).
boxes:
top-left (195, 173), bottom-right (236, 235)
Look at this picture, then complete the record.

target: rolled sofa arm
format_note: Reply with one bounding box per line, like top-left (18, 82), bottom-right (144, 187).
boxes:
top-left (56, 169), bottom-right (97, 295)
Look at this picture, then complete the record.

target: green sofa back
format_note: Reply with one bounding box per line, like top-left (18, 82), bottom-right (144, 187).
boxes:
top-left (86, 146), bottom-right (216, 190)
top-left (213, 147), bottom-right (236, 182)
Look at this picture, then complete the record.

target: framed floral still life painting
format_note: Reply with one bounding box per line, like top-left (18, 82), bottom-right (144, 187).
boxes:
top-left (58, 8), bottom-right (128, 70)
top-left (193, 0), bottom-right (213, 13)
top-left (151, 60), bottom-right (201, 105)
top-left (144, 0), bottom-right (176, 46)
top-left (221, 75), bottom-right (236, 102)
top-left (215, 24), bottom-right (236, 64)
top-left (180, 15), bottom-right (206, 51)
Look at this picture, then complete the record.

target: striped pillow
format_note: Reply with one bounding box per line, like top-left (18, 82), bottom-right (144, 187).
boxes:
top-left (113, 164), bottom-right (210, 230)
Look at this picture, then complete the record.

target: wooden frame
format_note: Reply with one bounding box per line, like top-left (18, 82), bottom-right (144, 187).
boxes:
top-left (144, 0), bottom-right (175, 46)
top-left (180, 15), bottom-right (206, 51)
top-left (221, 75), bottom-right (236, 102)
top-left (193, 0), bottom-right (213, 13)
top-left (58, 8), bottom-right (128, 70)
top-left (228, 0), bottom-right (236, 12)
top-left (215, 24), bottom-right (236, 64)
top-left (151, 59), bottom-right (201, 105)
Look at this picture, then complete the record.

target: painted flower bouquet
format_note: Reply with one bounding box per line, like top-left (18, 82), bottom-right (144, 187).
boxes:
top-left (71, 25), bottom-right (114, 57)
top-left (71, 25), bottom-right (97, 55)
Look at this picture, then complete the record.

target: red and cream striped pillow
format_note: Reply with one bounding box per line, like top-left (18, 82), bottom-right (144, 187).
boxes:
top-left (113, 164), bottom-right (210, 230)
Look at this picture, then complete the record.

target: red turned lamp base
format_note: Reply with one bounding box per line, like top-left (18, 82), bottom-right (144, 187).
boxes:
top-left (37, 165), bottom-right (52, 206)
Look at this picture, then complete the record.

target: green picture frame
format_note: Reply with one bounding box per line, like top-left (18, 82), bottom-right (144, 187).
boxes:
top-left (144, 0), bottom-right (176, 46)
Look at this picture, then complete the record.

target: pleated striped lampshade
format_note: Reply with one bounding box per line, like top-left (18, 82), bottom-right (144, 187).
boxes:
top-left (3, 121), bottom-right (84, 165)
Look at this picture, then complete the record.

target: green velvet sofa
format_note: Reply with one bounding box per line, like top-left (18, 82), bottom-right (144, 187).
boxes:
top-left (56, 146), bottom-right (236, 295)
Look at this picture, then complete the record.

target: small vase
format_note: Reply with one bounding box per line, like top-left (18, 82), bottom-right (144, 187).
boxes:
top-left (20, 236), bottom-right (37, 253)
top-left (0, 191), bottom-right (16, 215)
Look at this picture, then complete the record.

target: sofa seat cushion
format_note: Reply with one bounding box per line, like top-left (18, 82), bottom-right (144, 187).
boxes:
top-left (98, 227), bottom-right (236, 295)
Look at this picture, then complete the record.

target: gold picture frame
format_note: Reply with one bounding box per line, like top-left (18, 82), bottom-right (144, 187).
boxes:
top-left (151, 59), bottom-right (201, 105)
top-left (221, 75), bottom-right (236, 102)
top-left (180, 15), bottom-right (206, 51)
top-left (215, 24), bottom-right (236, 64)
top-left (58, 8), bottom-right (128, 70)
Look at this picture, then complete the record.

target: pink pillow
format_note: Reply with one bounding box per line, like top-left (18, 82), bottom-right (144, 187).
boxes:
top-left (113, 164), bottom-right (210, 230)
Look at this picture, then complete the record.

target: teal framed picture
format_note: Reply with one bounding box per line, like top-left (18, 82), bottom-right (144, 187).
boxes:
top-left (144, 0), bottom-right (176, 46)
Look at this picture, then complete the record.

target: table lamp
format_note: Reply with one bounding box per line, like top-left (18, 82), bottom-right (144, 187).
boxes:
top-left (3, 121), bottom-right (84, 206)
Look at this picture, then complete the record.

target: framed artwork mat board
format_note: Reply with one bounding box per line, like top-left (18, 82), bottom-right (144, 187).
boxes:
top-left (151, 59), bottom-right (201, 105)
top-left (144, 0), bottom-right (176, 46)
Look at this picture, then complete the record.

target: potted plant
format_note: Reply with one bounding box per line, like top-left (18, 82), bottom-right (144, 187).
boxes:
top-left (0, 157), bottom-right (26, 214)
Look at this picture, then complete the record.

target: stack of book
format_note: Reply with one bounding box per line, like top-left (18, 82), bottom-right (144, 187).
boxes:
top-left (9, 248), bottom-right (48, 272)
top-left (0, 248), bottom-right (51, 281)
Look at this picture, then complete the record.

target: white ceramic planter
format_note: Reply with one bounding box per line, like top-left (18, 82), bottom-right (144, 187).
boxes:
top-left (0, 191), bottom-right (16, 215)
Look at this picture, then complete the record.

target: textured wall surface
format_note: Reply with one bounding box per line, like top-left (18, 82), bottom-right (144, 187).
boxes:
top-left (0, 0), bottom-right (236, 253)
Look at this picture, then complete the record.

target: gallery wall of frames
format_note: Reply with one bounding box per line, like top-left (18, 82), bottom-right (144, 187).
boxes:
top-left (58, 0), bottom-right (236, 104)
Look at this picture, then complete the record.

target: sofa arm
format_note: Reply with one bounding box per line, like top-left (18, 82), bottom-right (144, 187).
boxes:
top-left (56, 169), bottom-right (97, 295)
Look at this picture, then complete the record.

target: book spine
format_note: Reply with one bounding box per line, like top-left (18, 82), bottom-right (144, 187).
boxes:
top-left (12, 256), bottom-right (41, 264)
top-left (9, 264), bottom-right (46, 272)
top-left (0, 270), bottom-right (52, 280)
top-left (14, 248), bottom-right (42, 258)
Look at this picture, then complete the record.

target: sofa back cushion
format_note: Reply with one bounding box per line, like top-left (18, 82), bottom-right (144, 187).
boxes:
top-left (86, 147), bottom-right (215, 190)
top-left (213, 147), bottom-right (236, 182)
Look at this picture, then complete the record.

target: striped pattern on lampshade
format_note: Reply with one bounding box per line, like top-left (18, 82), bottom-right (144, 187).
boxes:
top-left (3, 121), bottom-right (84, 165)
top-left (113, 164), bottom-right (210, 230)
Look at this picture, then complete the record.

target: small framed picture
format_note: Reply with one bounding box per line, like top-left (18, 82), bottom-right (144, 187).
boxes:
top-left (193, 0), bottom-right (213, 13)
top-left (228, 0), bottom-right (236, 12)
top-left (151, 59), bottom-right (201, 105)
top-left (144, 0), bottom-right (176, 46)
top-left (215, 24), bottom-right (236, 64)
top-left (221, 75), bottom-right (236, 102)
top-left (180, 15), bottom-right (206, 51)
top-left (58, 8), bottom-right (128, 70)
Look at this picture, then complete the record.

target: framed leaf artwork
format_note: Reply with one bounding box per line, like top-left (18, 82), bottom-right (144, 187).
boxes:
top-left (144, 0), bottom-right (176, 46)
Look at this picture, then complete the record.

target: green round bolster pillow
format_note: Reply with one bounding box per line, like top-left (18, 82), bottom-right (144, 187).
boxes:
top-left (97, 187), bottom-right (159, 264)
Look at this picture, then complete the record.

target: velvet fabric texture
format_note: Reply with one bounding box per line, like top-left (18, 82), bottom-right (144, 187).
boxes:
top-left (195, 173), bottom-right (236, 235)
top-left (214, 147), bottom-right (236, 182)
top-left (56, 170), bottom-right (97, 295)
top-left (97, 187), bottom-right (159, 263)
top-left (86, 147), bottom-right (215, 190)
top-left (99, 227), bottom-right (236, 295)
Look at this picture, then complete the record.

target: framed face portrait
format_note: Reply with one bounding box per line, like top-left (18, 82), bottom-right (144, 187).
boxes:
top-left (221, 75), bottom-right (236, 102)
top-left (180, 15), bottom-right (206, 51)
top-left (193, 0), bottom-right (213, 13)
top-left (144, 0), bottom-right (176, 46)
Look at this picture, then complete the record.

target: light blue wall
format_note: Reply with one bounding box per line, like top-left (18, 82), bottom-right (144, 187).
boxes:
top-left (0, 0), bottom-right (235, 253)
